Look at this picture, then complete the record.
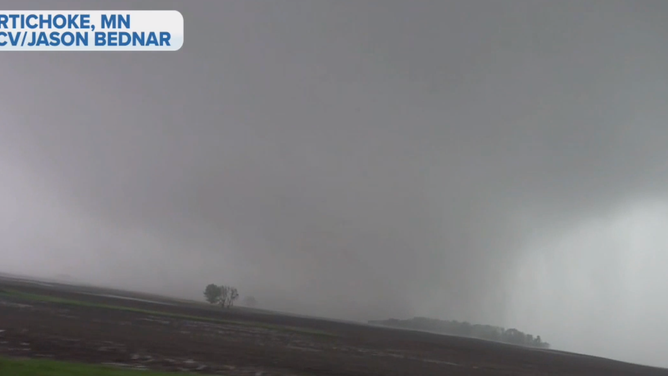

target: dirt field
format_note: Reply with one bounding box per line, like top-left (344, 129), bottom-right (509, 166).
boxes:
top-left (0, 275), bottom-right (665, 376)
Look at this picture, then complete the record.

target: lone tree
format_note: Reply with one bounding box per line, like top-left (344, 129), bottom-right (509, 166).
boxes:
top-left (204, 283), bottom-right (222, 304)
top-left (203, 284), bottom-right (239, 308)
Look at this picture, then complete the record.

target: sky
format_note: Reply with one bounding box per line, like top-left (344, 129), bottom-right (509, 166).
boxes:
top-left (1, 0), bottom-right (668, 367)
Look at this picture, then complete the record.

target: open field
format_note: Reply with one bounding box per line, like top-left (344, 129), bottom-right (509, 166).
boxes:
top-left (0, 275), bottom-right (665, 376)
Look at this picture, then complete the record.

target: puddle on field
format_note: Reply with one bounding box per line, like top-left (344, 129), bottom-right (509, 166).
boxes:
top-left (140, 316), bottom-right (171, 325)
top-left (0, 300), bottom-right (34, 309)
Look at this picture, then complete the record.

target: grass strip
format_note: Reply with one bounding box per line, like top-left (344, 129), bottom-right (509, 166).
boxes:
top-left (0, 356), bottom-right (204, 376)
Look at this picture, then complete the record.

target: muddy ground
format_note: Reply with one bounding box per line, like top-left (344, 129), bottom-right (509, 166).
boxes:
top-left (0, 275), bottom-right (665, 376)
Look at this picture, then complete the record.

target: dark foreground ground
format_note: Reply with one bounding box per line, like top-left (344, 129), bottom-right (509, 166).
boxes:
top-left (0, 275), bottom-right (665, 376)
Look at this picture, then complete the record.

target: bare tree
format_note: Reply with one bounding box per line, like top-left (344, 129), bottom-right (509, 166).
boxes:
top-left (218, 285), bottom-right (239, 308)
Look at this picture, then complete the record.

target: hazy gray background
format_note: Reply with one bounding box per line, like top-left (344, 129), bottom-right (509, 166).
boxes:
top-left (1, 0), bottom-right (668, 367)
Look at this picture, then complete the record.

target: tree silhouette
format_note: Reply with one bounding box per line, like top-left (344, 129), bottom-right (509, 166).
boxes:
top-left (203, 283), bottom-right (222, 304)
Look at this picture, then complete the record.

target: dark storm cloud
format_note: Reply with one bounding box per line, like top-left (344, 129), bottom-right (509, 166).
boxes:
top-left (2, 0), bottom-right (668, 365)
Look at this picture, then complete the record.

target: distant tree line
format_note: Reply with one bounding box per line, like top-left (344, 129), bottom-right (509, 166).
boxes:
top-left (242, 295), bottom-right (257, 308)
top-left (369, 317), bottom-right (550, 349)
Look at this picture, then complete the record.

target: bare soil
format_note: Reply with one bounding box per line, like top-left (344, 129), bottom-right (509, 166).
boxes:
top-left (0, 276), bottom-right (665, 376)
